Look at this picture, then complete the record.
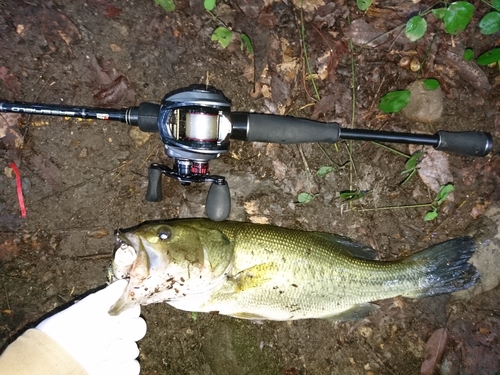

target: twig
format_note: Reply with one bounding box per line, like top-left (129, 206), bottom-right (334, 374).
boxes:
top-left (298, 145), bottom-right (313, 194)
top-left (299, 5), bottom-right (320, 102)
top-left (3, 284), bottom-right (10, 311)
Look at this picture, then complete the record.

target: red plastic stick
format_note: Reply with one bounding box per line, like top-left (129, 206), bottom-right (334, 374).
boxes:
top-left (9, 162), bottom-right (27, 218)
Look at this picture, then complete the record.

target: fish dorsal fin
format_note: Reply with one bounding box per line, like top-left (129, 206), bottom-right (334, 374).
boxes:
top-left (312, 233), bottom-right (379, 260)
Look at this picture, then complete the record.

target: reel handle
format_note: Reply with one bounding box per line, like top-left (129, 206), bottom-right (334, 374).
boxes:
top-left (206, 182), bottom-right (231, 221)
top-left (145, 167), bottom-right (163, 202)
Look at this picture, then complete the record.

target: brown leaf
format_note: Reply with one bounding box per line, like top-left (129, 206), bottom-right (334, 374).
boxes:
top-left (90, 56), bottom-right (114, 85)
top-left (311, 93), bottom-right (340, 120)
top-left (41, 7), bottom-right (81, 46)
top-left (345, 18), bottom-right (391, 48)
top-left (90, 57), bottom-right (135, 106)
top-left (0, 112), bottom-right (23, 165)
top-left (408, 145), bottom-right (454, 201)
top-left (0, 239), bottom-right (20, 262)
top-left (435, 46), bottom-right (491, 92)
top-left (93, 75), bottom-right (135, 107)
top-left (421, 328), bottom-right (448, 375)
top-left (27, 152), bottom-right (63, 193)
top-left (470, 199), bottom-right (491, 219)
top-left (0, 66), bottom-right (22, 98)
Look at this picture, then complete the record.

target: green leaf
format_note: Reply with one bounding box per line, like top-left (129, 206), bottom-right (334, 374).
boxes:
top-left (204, 0), bottom-right (216, 11)
top-left (493, 0), bottom-right (500, 12)
top-left (400, 169), bottom-right (417, 186)
top-left (435, 183), bottom-right (454, 206)
top-left (339, 190), bottom-right (370, 202)
top-left (356, 0), bottom-right (373, 11)
top-left (431, 8), bottom-right (447, 20)
top-left (463, 48), bottom-right (474, 61)
top-left (240, 33), bottom-right (254, 55)
top-left (317, 166), bottom-right (335, 177)
top-left (378, 90), bottom-right (411, 113)
top-left (424, 209), bottom-right (438, 221)
top-left (443, 1), bottom-right (474, 35)
top-left (479, 12), bottom-right (500, 35)
top-left (154, 0), bottom-right (175, 12)
top-left (297, 192), bottom-right (315, 204)
top-left (477, 47), bottom-right (500, 66)
top-left (191, 312), bottom-right (198, 321)
top-left (402, 150), bottom-right (423, 174)
top-left (422, 78), bottom-right (440, 91)
top-left (406, 16), bottom-right (427, 42)
top-left (211, 27), bottom-right (232, 48)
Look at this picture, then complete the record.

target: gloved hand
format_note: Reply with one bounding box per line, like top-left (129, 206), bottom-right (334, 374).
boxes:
top-left (36, 280), bottom-right (147, 375)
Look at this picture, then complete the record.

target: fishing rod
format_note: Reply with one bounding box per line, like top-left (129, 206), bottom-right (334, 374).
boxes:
top-left (0, 84), bottom-right (493, 221)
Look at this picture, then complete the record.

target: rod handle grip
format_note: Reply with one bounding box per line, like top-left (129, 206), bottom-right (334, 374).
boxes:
top-left (436, 131), bottom-right (493, 157)
top-left (231, 113), bottom-right (340, 144)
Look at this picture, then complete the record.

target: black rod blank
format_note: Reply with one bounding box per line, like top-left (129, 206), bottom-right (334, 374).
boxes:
top-left (0, 101), bottom-right (129, 122)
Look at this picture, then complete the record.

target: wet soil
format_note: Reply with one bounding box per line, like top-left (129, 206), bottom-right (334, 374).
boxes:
top-left (1, 1), bottom-right (499, 374)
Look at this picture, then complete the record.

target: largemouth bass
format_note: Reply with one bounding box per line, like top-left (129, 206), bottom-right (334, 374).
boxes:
top-left (108, 219), bottom-right (479, 320)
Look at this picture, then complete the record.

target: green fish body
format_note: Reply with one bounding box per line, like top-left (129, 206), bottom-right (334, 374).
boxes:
top-left (109, 219), bottom-right (478, 321)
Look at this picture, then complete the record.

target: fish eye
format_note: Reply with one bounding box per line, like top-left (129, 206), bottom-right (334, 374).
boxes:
top-left (158, 229), bottom-right (171, 241)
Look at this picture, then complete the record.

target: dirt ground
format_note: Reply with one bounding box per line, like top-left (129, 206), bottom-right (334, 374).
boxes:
top-left (1, 1), bottom-right (499, 374)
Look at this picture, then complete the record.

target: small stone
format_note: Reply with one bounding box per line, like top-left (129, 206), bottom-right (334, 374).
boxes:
top-left (79, 147), bottom-right (89, 158)
top-left (128, 126), bottom-right (152, 147)
top-left (110, 43), bottom-right (122, 52)
top-left (401, 79), bottom-right (443, 123)
top-left (358, 326), bottom-right (373, 338)
top-left (87, 228), bottom-right (109, 238)
top-left (21, 177), bottom-right (31, 194)
top-left (46, 285), bottom-right (56, 298)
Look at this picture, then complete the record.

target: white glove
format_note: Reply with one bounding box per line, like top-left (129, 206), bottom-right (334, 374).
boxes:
top-left (36, 280), bottom-right (147, 375)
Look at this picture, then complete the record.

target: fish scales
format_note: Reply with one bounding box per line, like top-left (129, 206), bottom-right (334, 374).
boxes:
top-left (108, 219), bottom-right (479, 321)
top-left (205, 221), bottom-right (424, 319)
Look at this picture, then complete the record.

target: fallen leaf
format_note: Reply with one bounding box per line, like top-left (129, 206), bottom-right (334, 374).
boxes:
top-left (105, 4), bottom-right (122, 18)
top-left (90, 56), bottom-right (114, 85)
top-left (90, 57), bottom-right (135, 106)
top-left (408, 145), bottom-right (454, 201)
top-left (0, 67), bottom-right (21, 99)
top-left (313, 2), bottom-right (337, 28)
top-left (436, 46), bottom-right (491, 92)
top-left (41, 7), bottom-right (81, 46)
top-left (27, 152), bottom-right (63, 193)
top-left (93, 75), bottom-right (135, 107)
top-left (345, 18), bottom-right (391, 48)
top-left (311, 93), bottom-right (340, 120)
top-left (421, 328), bottom-right (448, 375)
top-left (0, 112), bottom-right (23, 165)
top-left (291, 0), bottom-right (325, 12)
top-left (470, 199), bottom-right (491, 219)
top-left (0, 239), bottom-right (20, 262)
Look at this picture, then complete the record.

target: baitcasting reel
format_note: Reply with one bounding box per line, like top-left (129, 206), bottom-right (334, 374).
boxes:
top-left (0, 84), bottom-right (494, 221)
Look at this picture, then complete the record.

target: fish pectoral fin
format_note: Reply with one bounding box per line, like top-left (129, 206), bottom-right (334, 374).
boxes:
top-left (323, 303), bottom-right (379, 321)
top-left (231, 262), bottom-right (279, 292)
top-left (229, 312), bottom-right (268, 321)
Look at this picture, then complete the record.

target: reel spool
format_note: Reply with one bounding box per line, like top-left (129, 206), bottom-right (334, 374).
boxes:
top-left (146, 85), bottom-right (233, 221)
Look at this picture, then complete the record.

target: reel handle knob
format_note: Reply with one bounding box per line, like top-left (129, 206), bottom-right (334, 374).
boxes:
top-left (206, 181), bottom-right (231, 221)
top-left (145, 167), bottom-right (163, 202)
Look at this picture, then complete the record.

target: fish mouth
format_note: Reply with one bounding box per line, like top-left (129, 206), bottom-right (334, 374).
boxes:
top-left (111, 233), bottom-right (139, 281)
top-left (109, 230), bottom-right (156, 316)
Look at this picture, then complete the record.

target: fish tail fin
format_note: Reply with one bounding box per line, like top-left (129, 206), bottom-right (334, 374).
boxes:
top-left (404, 236), bottom-right (479, 298)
